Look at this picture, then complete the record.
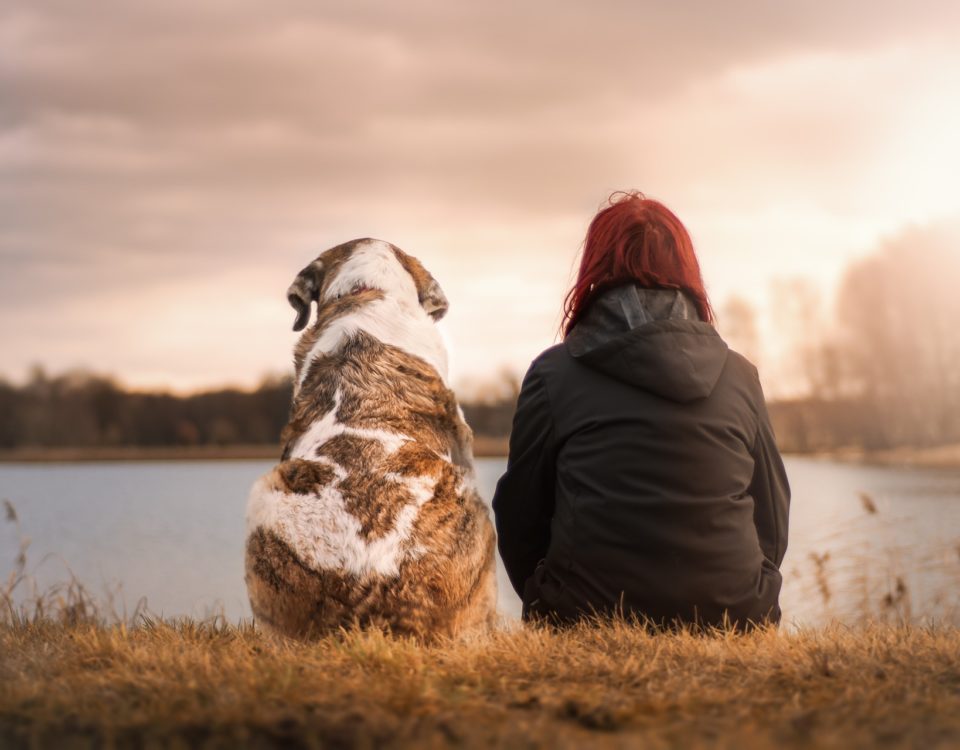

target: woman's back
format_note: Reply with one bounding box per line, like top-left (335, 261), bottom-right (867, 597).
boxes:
top-left (493, 284), bottom-right (788, 628)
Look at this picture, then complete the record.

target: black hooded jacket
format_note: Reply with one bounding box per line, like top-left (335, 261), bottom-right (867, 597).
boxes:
top-left (491, 285), bottom-right (790, 628)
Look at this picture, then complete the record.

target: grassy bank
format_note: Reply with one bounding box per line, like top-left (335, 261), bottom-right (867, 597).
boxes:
top-left (1, 617), bottom-right (959, 749)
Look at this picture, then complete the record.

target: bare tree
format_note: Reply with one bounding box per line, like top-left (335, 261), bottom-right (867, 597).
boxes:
top-left (719, 296), bottom-right (761, 368)
top-left (836, 223), bottom-right (960, 447)
top-left (769, 278), bottom-right (840, 399)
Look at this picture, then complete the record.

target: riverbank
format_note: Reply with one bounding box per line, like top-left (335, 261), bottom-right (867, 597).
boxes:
top-left (802, 442), bottom-right (960, 470)
top-left (1, 618), bottom-right (958, 749)
top-left (0, 436), bottom-right (511, 463)
top-left (3, 440), bottom-right (958, 469)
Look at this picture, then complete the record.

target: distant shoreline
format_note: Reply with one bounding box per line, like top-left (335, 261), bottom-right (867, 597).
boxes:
top-left (1, 439), bottom-right (958, 469)
top-left (803, 442), bottom-right (960, 470)
top-left (0, 436), bottom-right (512, 463)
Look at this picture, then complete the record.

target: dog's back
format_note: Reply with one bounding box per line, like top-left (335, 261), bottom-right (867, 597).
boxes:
top-left (245, 239), bottom-right (496, 639)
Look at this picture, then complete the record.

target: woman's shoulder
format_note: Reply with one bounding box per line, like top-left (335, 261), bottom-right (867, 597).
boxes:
top-left (723, 347), bottom-right (759, 378)
top-left (524, 343), bottom-right (577, 383)
top-left (510, 345), bottom-right (571, 405)
top-left (722, 348), bottom-right (764, 390)
top-left (529, 343), bottom-right (567, 368)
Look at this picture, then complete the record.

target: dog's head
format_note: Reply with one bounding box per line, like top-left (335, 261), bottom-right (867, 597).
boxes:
top-left (286, 238), bottom-right (448, 332)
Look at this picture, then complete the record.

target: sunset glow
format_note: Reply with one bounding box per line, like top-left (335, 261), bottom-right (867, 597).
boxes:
top-left (2, 2), bottom-right (959, 396)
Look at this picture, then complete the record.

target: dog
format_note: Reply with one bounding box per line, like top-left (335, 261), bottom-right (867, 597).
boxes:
top-left (244, 238), bottom-right (497, 640)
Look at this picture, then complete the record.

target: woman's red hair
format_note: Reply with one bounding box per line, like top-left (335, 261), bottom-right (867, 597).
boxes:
top-left (562, 191), bottom-right (713, 337)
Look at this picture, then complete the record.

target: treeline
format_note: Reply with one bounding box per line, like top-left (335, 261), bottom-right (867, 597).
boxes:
top-left (0, 369), bottom-right (518, 451)
top-left (734, 222), bottom-right (960, 453)
top-left (0, 371), bottom-right (293, 450)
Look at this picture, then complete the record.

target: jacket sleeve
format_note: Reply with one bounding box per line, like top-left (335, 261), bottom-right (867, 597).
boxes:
top-left (491, 360), bottom-right (559, 597)
top-left (748, 385), bottom-right (791, 567)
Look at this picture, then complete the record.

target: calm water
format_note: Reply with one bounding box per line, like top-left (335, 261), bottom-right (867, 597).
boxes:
top-left (1, 457), bottom-right (958, 627)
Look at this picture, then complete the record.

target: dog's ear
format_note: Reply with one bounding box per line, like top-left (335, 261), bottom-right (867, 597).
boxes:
top-left (286, 260), bottom-right (324, 331)
top-left (392, 247), bottom-right (449, 321)
top-left (418, 274), bottom-right (449, 321)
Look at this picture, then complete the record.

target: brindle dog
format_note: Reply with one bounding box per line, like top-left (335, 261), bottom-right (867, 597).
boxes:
top-left (245, 238), bottom-right (497, 640)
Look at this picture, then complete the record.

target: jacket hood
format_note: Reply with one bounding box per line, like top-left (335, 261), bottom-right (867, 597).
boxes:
top-left (565, 285), bottom-right (729, 402)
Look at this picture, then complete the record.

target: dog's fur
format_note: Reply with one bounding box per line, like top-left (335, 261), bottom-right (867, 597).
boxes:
top-left (244, 238), bottom-right (497, 640)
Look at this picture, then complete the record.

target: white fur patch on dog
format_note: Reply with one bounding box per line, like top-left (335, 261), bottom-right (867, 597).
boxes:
top-left (289, 388), bottom-right (411, 460)
top-left (323, 240), bottom-right (420, 309)
top-left (245, 387), bottom-right (436, 578)
top-left (246, 477), bottom-right (432, 578)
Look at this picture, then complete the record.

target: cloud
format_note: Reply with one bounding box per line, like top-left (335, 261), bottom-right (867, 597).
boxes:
top-left (1, 1), bottom-right (959, 389)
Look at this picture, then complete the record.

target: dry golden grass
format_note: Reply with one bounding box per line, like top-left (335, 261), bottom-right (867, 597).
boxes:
top-left (2, 616), bottom-right (959, 749)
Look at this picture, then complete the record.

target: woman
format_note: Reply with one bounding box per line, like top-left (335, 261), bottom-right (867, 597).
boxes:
top-left (492, 192), bottom-right (790, 629)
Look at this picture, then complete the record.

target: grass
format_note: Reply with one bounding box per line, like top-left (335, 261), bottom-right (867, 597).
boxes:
top-left (2, 616), bottom-right (960, 749)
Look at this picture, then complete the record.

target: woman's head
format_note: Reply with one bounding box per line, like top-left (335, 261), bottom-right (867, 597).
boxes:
top-left (562, 192), bottom-right (713, 336)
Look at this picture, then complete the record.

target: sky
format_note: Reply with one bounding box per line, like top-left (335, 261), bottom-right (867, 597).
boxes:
top-left (3, 1), bottom-right (959, 396)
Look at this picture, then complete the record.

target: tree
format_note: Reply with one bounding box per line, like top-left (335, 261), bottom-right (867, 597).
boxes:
top-left (769, 278), bottom-right (836, 399)
top-left (835, 223), bottom-right (960, 447)
top-left (718, 296), bottom-right (761, 367)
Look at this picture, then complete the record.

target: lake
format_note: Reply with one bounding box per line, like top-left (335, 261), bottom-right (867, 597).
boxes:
top-left (2, 457), bottom-right (958, 628)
